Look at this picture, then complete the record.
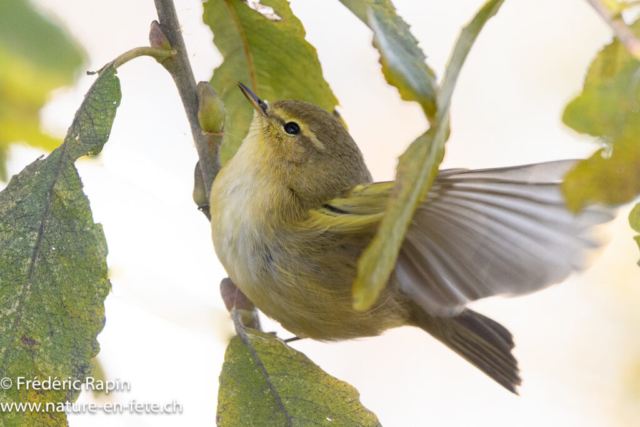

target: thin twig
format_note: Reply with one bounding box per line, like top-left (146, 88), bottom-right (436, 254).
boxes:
top-left (586, 0), bottom-right (640, 59)
top-left (153, 0), bottom-right (221, 199)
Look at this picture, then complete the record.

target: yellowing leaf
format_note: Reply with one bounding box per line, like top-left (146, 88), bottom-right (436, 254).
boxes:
top-left (353, 0), bottom-right (505, 310)
top-left (563, 62), bottom-right (640, 138)
top-left (562, 137), bottom-right (640, 212)
top-left (0, 0), bottom-right (86, 180)
top-left (203, 0), bottom-right (339, 163)
top-left (339, 0), bottom-right (438, 120)
top-left (0, 68), bottom-right (120, 425)
top-left (217, 329), bottom-right (381, 426)
top-left (631, 203), bottom-right (640, 233)
top-left (561, 19), bottom-right (640, 212)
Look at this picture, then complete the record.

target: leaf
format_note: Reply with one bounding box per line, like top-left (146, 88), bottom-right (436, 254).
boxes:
top-left (217, 328), bottom-right (381, 426)
top-left (203, 0), bottom-right (339, 163)
top-left (0, 67), bottom-right (120, 425)
top-left (561, 19), bottom-right (640, 212)
top-left (353, 0), bottom-right (505, 310)
top-left (339, 0), bottom-right (438, 120)
top-left (0, 0), bottom-right (86, 180)
top-left (561, 136), bottom-right (640, 211)
top-left (563, 61), bottom-right (640, 138)
top-left (631, 203), bottom-right (640, 233)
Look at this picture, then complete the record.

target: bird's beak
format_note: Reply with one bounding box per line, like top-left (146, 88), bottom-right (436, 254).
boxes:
top-left (238, 82), bottom-right (268, 116)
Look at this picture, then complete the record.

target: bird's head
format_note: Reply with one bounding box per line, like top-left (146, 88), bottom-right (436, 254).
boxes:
top-left (237, 82), bottom-right (371, 207)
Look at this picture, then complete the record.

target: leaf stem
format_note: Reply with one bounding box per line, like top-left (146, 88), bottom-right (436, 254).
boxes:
top-left (586, 0), bottom-right (640, 59)
top-left (154, 0), bottom-right (221, 201)
top-left (87, 47), bottom-right (175, 75)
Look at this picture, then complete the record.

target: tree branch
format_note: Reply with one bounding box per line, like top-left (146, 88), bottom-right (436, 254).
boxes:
top-left (153, 0), bottom-right (221, 200)
top-left (586, 0), bottom-right (640, 59)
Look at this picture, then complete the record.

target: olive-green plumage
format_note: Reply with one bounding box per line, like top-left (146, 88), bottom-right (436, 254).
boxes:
top-left (210, 85), bottom-right (614, 394)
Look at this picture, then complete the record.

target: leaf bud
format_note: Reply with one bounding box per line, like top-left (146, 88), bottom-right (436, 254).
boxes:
top-left (197, 82), bottom-right (226, 134)
top-left (149, 21), bottom-right (171, 50)
top-left (193, 161), bottom-right (208, 208)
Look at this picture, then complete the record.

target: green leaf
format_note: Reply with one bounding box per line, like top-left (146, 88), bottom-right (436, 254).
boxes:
top-left (0, 0), bottom-right (86, 180)
top-left (561, 19), bottom-right (640, 212)
top-left (563, 61), bottom-right (640, 138)
top-left (339, 0), bottom-right (438, 120)
top-left (561, 18), bottom-right (640, 268)
top-left (631, 203), bottom-right (640, 233)
top-left (561, 137), bottom-right (640, 211)
top-left (353, 0), bottom-right (505, 310)
top-left (0, 67), bottom-right (120, 425)
top-left (217, 329), bottom-right (381, 426)
top-left (203, 0), bottom-right (339, 163)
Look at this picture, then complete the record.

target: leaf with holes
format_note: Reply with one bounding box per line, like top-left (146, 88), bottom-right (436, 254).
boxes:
top-left (0, 67), bottom-right (119, 425)
top-left (0, 0), bottom-right (86, 181)
top-left (203, 0), bottom-right (339, 163)
top-left (339, 0), bottom-right (438, 121)
top-left (217, 328), bottom-right (381, 426)
top-left (352, 0), bottom-right (505, 310)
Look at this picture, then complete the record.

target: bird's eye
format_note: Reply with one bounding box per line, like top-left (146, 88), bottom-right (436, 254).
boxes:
top-left (284, 122), bottom-right (301, 135)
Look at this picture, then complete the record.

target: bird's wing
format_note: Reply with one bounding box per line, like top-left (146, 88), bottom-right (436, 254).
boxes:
top-left (305, 181), bottom-right (392, 233)
top-left (315, 160), bottom-right (614, 317)
top-left (398, 160), bottom-right (615, 317)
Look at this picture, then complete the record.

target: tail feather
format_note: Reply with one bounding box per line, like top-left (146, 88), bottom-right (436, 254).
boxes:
top-left (412, 308), bottom-right (521, 394)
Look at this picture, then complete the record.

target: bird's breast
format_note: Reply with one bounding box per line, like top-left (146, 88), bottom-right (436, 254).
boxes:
top-left (210, 165), bottom-right (271, 287)
top-left (208, 150), bottom-right (408, 340)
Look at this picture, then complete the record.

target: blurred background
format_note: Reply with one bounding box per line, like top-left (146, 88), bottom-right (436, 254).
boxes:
top-left (2, 0), bottom-right (640, 425)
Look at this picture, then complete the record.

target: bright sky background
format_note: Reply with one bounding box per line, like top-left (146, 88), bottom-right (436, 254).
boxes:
top-left (4, 0), bottom-right (640, 426)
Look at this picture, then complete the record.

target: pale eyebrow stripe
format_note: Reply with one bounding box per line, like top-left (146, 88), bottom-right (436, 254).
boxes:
top-left (307, 131), bottom-right (325, 150)
top-left (274, 110), bottom-right (325, 150)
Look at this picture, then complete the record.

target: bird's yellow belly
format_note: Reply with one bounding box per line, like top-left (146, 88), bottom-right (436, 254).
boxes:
top-left (211, 211), bottom-right (407, 340)
top-left (209, 157), bottom-right (407, 340)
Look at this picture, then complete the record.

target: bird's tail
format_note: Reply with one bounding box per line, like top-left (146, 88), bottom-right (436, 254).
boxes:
top-left (411, 307), bottom-right (521, 394)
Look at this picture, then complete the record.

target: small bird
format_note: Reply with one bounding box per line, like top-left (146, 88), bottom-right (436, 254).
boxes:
top-left (209, 83), bottom-right (614, 393)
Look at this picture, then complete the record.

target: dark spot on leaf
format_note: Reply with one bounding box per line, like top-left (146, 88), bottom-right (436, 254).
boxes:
top-left (21, 335), bottom-right (39, 347)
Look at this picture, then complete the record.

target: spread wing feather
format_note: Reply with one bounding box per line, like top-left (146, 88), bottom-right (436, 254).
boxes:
top-left (398, 160), bottom-right (614, 316)
top-left (322, 160), bottom-right (615, 317)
